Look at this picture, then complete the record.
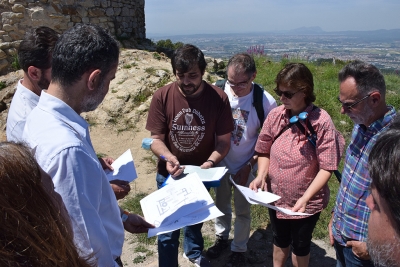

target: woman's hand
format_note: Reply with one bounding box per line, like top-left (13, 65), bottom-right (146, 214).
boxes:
top-left (292, 196), bottom-right (308, 213)
top-left (249, 176), bottom-right (267, 192)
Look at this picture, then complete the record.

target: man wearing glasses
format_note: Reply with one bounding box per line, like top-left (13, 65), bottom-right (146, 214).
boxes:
top-left (207, 53), bottom-right (276, 265)
top-left (329, 60), bottom-right (397, 267)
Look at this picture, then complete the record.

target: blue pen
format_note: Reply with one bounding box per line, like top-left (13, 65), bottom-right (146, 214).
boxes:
top-left (160, 155), bottom-right (183, 169)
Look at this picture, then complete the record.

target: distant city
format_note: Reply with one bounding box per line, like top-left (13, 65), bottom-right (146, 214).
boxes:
top-left (148, 28), bottom-right (400, 72)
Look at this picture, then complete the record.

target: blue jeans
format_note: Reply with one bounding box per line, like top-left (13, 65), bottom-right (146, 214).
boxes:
top-left (334, 240), bottom-right (374, 267)
top-left (156, 173), bottom-right (204, 267)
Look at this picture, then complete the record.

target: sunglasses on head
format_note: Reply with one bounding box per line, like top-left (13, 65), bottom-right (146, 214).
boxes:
top-left (274, 88), bottom-right (304, 99)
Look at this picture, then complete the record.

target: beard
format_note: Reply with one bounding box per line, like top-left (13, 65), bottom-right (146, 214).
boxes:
top-left (367, 235), bottom-right (400, 267)
top-left (38, 75), bottom-right (50, 89)
top-left (81, 80), bottom-right (107, 113)
top-left (178, 80), bottom-right (202, 96)
top-left (349, 102), bottom-right (375, 125)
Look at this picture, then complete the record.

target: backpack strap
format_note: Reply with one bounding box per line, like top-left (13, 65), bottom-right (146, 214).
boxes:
top-left (252, 83), bottom-right (265, 128)
top-left (215, 79), bottom-right (227, 90)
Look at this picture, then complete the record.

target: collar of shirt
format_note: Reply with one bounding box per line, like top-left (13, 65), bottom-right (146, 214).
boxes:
top-left (38, 91), bottom-right (90, 141)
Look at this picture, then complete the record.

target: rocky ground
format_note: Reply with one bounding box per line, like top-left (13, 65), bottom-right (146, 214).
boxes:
top-left (0, 48), bottom-right (336, 266)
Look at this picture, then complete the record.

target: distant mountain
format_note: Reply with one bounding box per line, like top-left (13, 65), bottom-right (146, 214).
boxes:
top-left (287, 26), bottom-right (326, 34)
top-left (148, 28), bottom-right (400, 42)
top-left (331, 29), bottom-right (400, 42)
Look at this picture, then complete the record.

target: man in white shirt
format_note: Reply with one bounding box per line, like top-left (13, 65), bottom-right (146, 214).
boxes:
top-left (23, 24), bottom-right (153, 267)
top-left (6, 26), bottom-right (58, 142)
top-left (6, 26), bottom-right (130, 200)
top-left (207, 53), bottom-right (277, 266)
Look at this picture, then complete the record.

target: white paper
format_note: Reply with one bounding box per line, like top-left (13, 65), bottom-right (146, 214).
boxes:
top-left (230, 177), bottom-right (311, 216)
top-left (256, 202), bottom-right (311, 216)
top-left (140, 173), bottom-right (223, 237)
top-left (148, 204), bottom-right (223, 237)
top-left (164, 165), bottom-right (228, 186)
top-left (105, 149), bottom-right (137, 182)
top-left (230, 176), bottom-right (281, 204)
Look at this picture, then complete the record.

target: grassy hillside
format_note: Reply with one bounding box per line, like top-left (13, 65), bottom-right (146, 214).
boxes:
top-left (251, 57), bottom-right (400, 239)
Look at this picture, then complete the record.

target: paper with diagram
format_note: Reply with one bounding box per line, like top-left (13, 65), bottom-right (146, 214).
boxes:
top-left (162, 165), bottom-right (227, 186)
top-left (105, 149), bottom-right (137, 182)
top-left (230, 177), bottom-right (311, 216)
top-left (140, 173), bottom-right (223, 237)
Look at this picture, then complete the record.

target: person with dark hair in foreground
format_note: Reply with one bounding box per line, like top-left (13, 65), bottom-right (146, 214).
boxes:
top-left (250, 63), bottom-right (344, 267)
top-left (5, 25), bottom-right (130, 199)
top-left (22, 24), bottom-right (153, 267)
top-left (0, 142), bottom-right (95, 267)
top-left (7, 26), bottom-right (58, 142)
top-left (146, 44), bottom-right (234, 267)
top-left (366, 114), bottom-right (400, 267)
top-left (329, 60), bottom-right (396, 267)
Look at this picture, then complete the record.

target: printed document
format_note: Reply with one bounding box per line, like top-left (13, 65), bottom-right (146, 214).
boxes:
top-left (163, 165), bottom-right (227, 186)
top-left (105, 149), bottom-right (137, 182)
top-left (230, 177), bottom-right (311, 216)
top-left (141, 173), bottom-right (223, 237)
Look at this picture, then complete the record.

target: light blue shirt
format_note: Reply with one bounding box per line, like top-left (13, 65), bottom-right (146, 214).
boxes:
top-left (6, 80), bottom-right (39, 142)
top-left (23, 91), bottom-right (124, 267)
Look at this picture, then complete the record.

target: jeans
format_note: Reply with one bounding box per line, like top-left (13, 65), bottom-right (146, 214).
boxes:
top-left (156, 173), bottom-right (204, 267)
top-left (214, 172), bottom-right (255, 252)
top-left (334, 240), bottom-right (374, 267)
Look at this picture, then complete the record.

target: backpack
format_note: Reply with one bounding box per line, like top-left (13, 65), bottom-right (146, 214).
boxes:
top-left (215, 79), bottom-right (265, 128)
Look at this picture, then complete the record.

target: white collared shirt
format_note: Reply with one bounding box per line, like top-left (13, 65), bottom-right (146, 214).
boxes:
top-left (6, 80), bottom-right (39, 142)
top-left (23, 91), bottom-right (124, 267)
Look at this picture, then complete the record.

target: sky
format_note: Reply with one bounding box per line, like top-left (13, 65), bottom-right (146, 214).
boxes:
top-left (145, 0), bottom-right (400, 37)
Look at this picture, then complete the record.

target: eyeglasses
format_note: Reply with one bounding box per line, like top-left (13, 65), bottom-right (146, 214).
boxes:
top-left (274, 88), bottom-right (303, 99)
top-left (226, 78), bottom-right (250, 89)
top-left (337, 93), bottom-right (372, 110)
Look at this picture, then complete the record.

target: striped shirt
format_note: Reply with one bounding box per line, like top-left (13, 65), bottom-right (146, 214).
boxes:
top-left (332, 106), bottom-right (396, 246)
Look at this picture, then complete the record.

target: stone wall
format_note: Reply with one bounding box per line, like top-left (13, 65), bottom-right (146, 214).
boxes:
top-left (0, 0), bottom-right (146, 74)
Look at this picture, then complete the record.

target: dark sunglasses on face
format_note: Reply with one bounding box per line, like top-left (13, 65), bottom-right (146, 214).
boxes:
top-left (337, 93), bottom-right (372, 110)
top-left (274, 88), bottom-right (304, 99)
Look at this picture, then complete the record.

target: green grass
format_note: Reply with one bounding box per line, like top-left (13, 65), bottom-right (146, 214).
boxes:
top-left (153, 52), bottom-right (162, 60)
top-left (0, 81), bottom-right (6, 90)
top-left (10, 54), bottom-right (20, 70)
top-left (145, 67), bottom-right (156, 76)
top-left (121, 192), bottom-right (158, 246)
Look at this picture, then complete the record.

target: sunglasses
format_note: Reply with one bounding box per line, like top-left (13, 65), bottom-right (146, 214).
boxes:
top-left (274, 88), bottom-right (304, 99)
top-left (337, 93), bottom-right (372, 110)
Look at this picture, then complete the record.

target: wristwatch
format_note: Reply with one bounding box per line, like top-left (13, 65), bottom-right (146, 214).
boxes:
top-left (121, 210), bottom-right (129, 222)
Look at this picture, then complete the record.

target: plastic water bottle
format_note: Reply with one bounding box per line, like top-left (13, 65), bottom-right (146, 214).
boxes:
top-left (141, 138), bottom-right (153, 150)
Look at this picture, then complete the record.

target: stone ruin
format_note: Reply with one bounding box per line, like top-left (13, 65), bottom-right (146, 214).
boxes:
top-left (0, 0), bottom-right (146, 74)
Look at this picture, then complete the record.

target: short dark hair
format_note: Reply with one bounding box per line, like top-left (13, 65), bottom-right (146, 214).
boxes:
top-left (368, 114), bottom-right (400, 235)
top-left (51, 24), bottom-right (119, 88)
top-left (226, 53), bottom-right (256, 78)
top-left (275, 63), bottom-right (316, 105)
top-left (338, 60), bottom-right (386, 97)
top-left (18, 26), bottom-right (59, 72)
top-left (171, 44), bottom-right (206, 75)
